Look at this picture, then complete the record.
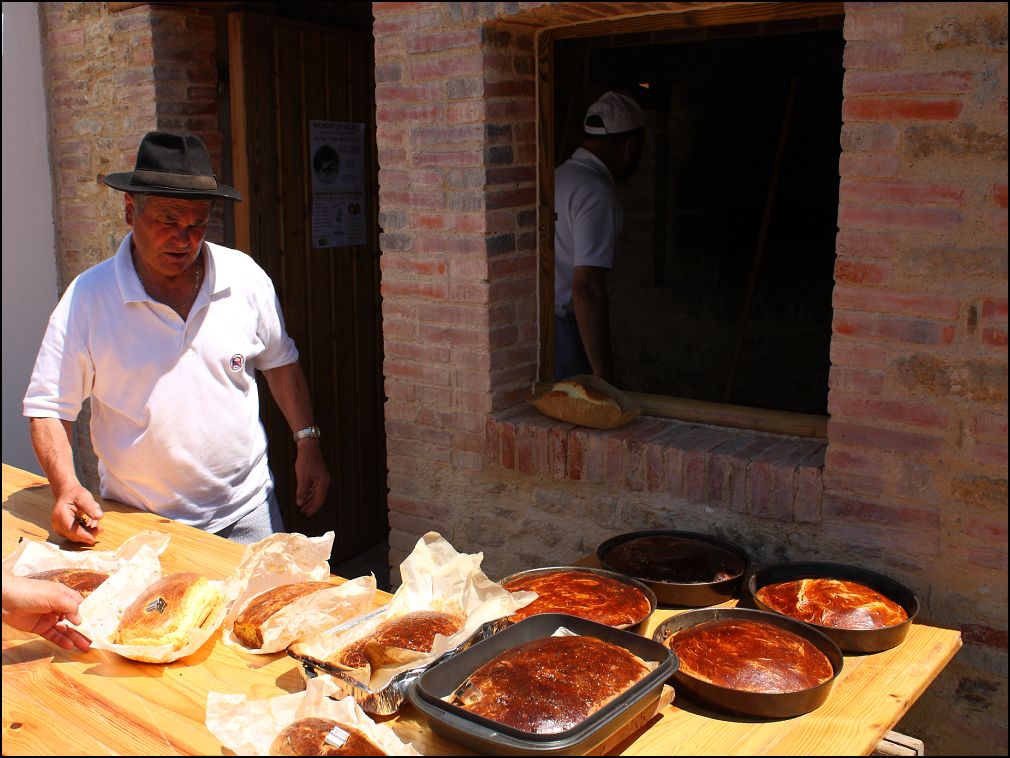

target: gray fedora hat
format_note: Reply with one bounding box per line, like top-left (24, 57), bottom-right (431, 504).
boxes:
top-left (103, 131), bottom-right (242, 201)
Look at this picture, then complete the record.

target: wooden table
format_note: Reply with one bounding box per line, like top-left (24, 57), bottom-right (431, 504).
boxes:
top-left (2, 463), bottom-right (961, 755)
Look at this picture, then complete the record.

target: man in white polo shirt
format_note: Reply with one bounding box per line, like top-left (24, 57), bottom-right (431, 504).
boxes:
top-left (24, 132), bottom-right (330, 545)
top-left (554, 91), bottom-right (645, 383)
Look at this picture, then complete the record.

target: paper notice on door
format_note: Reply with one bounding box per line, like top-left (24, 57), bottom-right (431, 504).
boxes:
top-left (310, 120), bottom-right (366, 248)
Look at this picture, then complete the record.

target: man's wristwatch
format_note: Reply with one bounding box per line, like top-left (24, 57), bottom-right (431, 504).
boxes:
top-left (293, 425), bottom-right (321, 442)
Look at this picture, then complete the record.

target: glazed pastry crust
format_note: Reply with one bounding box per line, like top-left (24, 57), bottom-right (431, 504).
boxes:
top-left (504, 571), bottom-right (650, 627)
top-left (755, 578), bottom-right (909, 630)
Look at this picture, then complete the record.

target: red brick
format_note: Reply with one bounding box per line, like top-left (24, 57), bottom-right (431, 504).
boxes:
top-left (843, 11), bottom-right (905, 41)
top-left (383, 360), bottom-right (451, 386)
top-left (483, 418), bottom-right (499, 467)
top-left (840, 122), bottom-right (902, 153)
top-left (974, 441), bottom-right (1008, 468)
top-left (828, 397), bottom-right (949, 429)
top-left (983, 326), bottom-right (1008, 347)
top-left (795, 455), bottom-right (825, 524)
top-left (515, 425), bottom-right (535, 474)
top-left (842, 41), bottom-right (902, 70)
top-left (838, 151), bottom-right (901, 178)
top-left (833, 313), bottom-right (956, 345)
top-left (823, 495), bottom-right (939, 531)
top-left (567, 431), bottom-right (585, 480)
top-left (843, 98), bottom-right (963, 122)
top-left (829, 366), bottom-right (885, 395)
top-left (833, 287), bottom-right (959, 319)
top-left (967, 546), bottom-right (1008, 571)
top-left (411, 55), bottom-right (483, 81)
top-left (843, 71), bottom-right (973, 95)
top-left (829, 341), bottom-right (889, 369)
top-left (965, 516), bottom-right (1009, 544)
top-left (839, 179), bottom-right (964, 206)
top-left (549, 425), bottom-right (571, 480)
top-left (974, 414), bottom-right (1008, 442)
top-left (406, 29), bottom-right (480, 54)
top-left (833, 259), bottom-right (892, 285)
top-left (499, 422), bottom-right (515, 470)
top-left (838, 205), bottom-right (962, 231)
top-left (982, 298), bottom-right (1008, 321)
top-left (828, 421), bottom-right (945, 454)
top-left (584, 430), bottom-right (610, 485)
top-left (380, 280), bottom-right (448, 300)
top-left (995, 183), bottom-right (1009, 209)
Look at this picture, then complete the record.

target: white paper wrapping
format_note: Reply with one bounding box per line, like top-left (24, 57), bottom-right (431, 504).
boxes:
top-left (220, 530), bottom-right (376, 654)
top-left (291, 531), bottom-right (537, 691)
top-left (205, 676), bottom-right (420, 755)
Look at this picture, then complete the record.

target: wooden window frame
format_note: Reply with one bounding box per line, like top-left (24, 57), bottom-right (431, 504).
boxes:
top-left (535, 2), bottom-right (844, 439)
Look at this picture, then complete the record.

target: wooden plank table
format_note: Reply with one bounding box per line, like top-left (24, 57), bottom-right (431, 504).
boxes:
top-left (2, 463), bottom-right (961, 755)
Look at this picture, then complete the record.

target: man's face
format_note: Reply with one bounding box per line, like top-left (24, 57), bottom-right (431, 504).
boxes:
top-left (126, 194), bottom-right (212, 278)
top-left (614, 130), bottom-right (645, 184)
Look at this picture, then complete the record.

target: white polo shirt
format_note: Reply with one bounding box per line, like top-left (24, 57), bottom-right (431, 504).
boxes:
top-left (23, 234), bottom-right (299, 531)
top-left (554, 147), bottom-right (622, 315)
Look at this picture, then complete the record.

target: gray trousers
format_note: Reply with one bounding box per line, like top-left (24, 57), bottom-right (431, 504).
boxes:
top-left (213, 491), bottom-right (285, 544)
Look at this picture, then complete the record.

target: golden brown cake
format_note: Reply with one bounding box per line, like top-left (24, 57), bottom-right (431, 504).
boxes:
top-left (27, 568), bottom-right (110, 597)
top-left (270, 717), bottom-right (386, 756)
top-left (503, 570), bottom-right (651, 627)
top-left (113, 572), bottom-right (222, 649)
top-left (668, 618), bottom-right (833, 693)
top-left (755, 578), bottom-right (909, 630)
top-left (454, 635), bottom-right (649, 734)
top-left (603, 535), bottom-right (744, 584)
top-left (232, 581), bottom-right (334, 648)
top-left (333, 610), bottom-right (464, 669)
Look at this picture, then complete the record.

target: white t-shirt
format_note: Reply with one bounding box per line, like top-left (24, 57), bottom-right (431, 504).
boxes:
top-left (554, 147), bottom-right (622, 315)
top-left (23, 234), bottom-right (299, 531)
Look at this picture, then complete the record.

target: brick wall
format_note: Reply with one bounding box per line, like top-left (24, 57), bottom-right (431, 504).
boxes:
top-left (374, 2), bottom-right (1007, 754)
top-left (41, 2), bottom-right (223, 488)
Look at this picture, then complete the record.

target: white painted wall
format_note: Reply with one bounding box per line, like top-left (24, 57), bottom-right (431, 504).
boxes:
top-left (2, 2), bottom-right (59, 474)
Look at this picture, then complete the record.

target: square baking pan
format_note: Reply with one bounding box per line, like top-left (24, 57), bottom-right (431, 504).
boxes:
top-left (407, 613), bottom-right (677, 755)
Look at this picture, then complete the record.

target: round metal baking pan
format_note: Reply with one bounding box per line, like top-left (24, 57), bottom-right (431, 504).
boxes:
top-left (653, 607), bottom-right (843, 719)
top-left (747, 562), bottom-right (920, 653)
top-left (499, 566), bottom-right (658, 634)
top-left (597, 530), bottom-right (750, 607)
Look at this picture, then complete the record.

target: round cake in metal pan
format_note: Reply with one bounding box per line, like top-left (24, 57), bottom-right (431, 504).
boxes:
top-left (500, 566), bottom-right (657, 633)
top-left (597, 530), bottom-right (749, 607)
top-left (653, 607), bottom-right (843, 719)
top-left (748, 561), bottom-right (919, 653)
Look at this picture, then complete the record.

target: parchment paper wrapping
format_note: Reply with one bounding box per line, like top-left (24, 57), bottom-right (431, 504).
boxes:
top-left (1, 529), bottom-right (171, 575)
top-left (3, 531), bottom-right (171, 649)
top-left (291, 531), bottom-right (537, 691)
top-left (205, 675), bottom-right (420, 756)
top-left (220, 531), bottom-right (376, 654)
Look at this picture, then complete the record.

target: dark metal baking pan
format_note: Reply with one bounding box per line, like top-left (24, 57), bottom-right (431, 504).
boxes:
top-left (408, 613), bottom-right (678, 755)
top-left (497, 566), bottom-right (658, 634)
top-left (653, 607), bottom-right (843, 719)
top-left (747, 561), bottom-right (920, 653)
top-left (597, 529), bottom-right (750, 607)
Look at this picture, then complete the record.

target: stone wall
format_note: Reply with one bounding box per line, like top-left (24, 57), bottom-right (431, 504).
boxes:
top-left (373, 2), bottom-right (1008, 753)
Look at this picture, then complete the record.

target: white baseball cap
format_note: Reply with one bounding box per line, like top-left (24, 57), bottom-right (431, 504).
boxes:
top-left (583, 91), bottom-right (645, 135)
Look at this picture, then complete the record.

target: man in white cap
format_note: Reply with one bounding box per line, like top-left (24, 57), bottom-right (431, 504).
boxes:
top-left (554, 90), bottom-right (645, 383)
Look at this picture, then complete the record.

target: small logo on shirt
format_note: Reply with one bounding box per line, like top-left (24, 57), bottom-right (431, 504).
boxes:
top-left (229, 354), bottom-right (245, 372)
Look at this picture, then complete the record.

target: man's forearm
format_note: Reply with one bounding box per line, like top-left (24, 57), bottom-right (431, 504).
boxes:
top-left (573, 288), bottom-right (614, 382)
top-left (28, 417), bottom-right (81, 496)
top-left (261, 362), bottom-right (317, 434)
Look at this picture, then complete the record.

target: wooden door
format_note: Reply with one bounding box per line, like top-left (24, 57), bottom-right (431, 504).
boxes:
top-left (228, 12), bottom-right (386, 562)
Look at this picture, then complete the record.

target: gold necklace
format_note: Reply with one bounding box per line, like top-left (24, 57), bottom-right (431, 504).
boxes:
top-left (135, 257), bottom-right (202, 312)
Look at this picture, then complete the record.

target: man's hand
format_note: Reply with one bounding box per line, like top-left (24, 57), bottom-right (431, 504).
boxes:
top-left (2, 573), bottom-right (92, 652)
top-left (294, 441), bottom-right (330, 517)
top-left (51, 484), bottom-right (104, 546)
